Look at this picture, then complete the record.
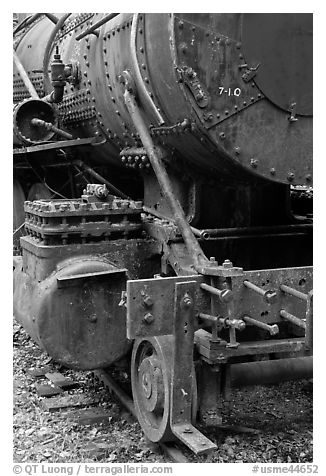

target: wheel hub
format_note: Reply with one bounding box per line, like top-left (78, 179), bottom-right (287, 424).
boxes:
top-left (138, 356), bottom-right (164, 412)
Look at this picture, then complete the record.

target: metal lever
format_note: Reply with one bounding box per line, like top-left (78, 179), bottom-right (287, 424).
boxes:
top-left (242, 315), bottom-right (279, 336)
top-left (243, 280), bottom-right (277, 304)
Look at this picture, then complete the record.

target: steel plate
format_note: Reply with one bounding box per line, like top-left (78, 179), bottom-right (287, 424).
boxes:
top-left (242, 13), bottom-right (312, 115)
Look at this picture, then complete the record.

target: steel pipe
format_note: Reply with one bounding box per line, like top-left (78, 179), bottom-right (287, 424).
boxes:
top-left (200, 224), bottom-right (312, 238)
top-left (143, 205), bottom-right (202, 237)
top-left (230, 356), bottom-right (313, 388)
top-left (124, 88), bottom-right (208, 269)
top-left (31, 118), bottom-right (73, 140)
top-left (44, 13), bottom-right (59, 24)
top-left (73, 160), bottom-right (130, 200)
top-left (76, 13), bottom-right (119, 40)
top-left (130, 14), bottom-right (165, 126)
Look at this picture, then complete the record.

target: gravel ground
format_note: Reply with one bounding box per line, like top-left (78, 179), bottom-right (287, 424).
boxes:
top-left (13, 320), bottom-right (313, 463)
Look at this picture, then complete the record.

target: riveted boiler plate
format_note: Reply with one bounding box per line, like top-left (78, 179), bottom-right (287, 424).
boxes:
top-left (241, 13), bottom-right (312, 116)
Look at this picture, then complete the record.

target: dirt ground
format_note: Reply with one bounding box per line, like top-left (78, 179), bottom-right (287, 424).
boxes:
top-left (13, 320), bottom-right (313, 463)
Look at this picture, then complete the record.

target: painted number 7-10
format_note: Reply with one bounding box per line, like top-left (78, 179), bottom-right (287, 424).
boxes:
top-left (219, 87), bottom-right (241, 97)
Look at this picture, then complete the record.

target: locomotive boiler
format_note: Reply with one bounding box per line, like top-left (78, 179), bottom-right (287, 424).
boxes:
top-left (13, 13), bottom-right (313, 453)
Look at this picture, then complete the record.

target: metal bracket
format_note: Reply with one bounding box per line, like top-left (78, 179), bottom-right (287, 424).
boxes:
top-left (170, 281), bottom-right (216, 454)
top-left (177, 66), bottom-right (209, 108)
top-left (126, 275), bottom-right (203, 339)
top-left (242, 63), bottom-right (261, 83)
top-left (57, 268), bottom-right (127, 289)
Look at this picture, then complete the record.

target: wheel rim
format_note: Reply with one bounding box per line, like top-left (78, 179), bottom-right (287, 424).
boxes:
top-left (131, 335), bottom-right (198, 443)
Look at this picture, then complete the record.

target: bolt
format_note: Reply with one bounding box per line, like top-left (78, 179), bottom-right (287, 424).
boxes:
top-left (183, 294), bottom-right (193, 307)
top-left (287, 172), bottom-right (295, 182)
top-left (219, 132), bottom-right (225, 140)
top-left (270, 168), bottom-right (276, 175)
top-left (183, 427), bottom-right (193, 433)
top-left (223, 259), bottom-right (233, 268)
top-left (250, 158), bottom-right (258, 168)
top-left (143, 295), bottom-right (153, 308)
top-left (143, 313), bottom-right (154, 324)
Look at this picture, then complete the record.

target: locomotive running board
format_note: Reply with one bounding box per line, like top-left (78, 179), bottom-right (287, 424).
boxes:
top-left (170, 281), bottom-right (217, 454)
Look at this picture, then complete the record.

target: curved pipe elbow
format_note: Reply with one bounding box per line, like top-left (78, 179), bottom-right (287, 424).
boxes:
top-left (43, 86), bottom-right (64, 104)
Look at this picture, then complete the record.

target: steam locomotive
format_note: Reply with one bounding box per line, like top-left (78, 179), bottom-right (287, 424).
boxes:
top-left (13, 13), bottom-right (313, 453)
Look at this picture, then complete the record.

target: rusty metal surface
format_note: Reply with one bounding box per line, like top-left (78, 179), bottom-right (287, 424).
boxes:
top-left (24, 197), bottom-right (143, 245)
top-left (241, 14), bottom-right (312, 116)
top-left (13, 137), bottom-right (96, 154)
top-left (14, 13), bottom-right (312, 184)
top-left (170, 281), bottom-right (196, 427)
top-left (195, 329), bottom-right (305, 363)
top-left (131, 336), bottom-right (174, 443)
top-left (20, 236), bottom-right (160, 282)
top-left (14, 256), bottom-right (131, 369)
top-left (169, 281), bottom-right (216, 454)
top-left (232, 266), bottom-right (313, 325)
top-left (126, 265), bottom-right (312, 340)
top-left (126, 275), bottom-right (202, 339)
top-left (13, 180), bottom-right (26, 251)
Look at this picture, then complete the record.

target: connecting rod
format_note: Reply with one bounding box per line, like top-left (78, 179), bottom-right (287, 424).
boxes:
top-left (124, 85), bottom-right (208, 270)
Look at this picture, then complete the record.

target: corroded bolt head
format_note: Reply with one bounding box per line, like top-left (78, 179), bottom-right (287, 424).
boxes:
top-left (220, 289), bottom-right (233, 303)
top-left (183, 295), bottom-right (193, 307)
top-left (222, 259), bottom-right (233, 268)
top-left (269, 324), bottom-right (279, 336)
top-left (143, 295), bottom-right (153, 308)
top-left (183, 427), bottom-right (193, 433)
top-left (143, 313), bottom-right (154, 324)
top-left (264, 290), bottom-right (277, 304)
top-left (250, 158), bottom-right (258, 168)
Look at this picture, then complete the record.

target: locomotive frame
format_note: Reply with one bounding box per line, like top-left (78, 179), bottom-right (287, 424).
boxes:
top-left (13, 13), bottom-right (313, 454)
